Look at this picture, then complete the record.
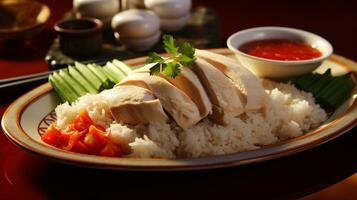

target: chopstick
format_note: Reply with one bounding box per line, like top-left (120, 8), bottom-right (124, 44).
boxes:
top-left (0, 70), bottom-right (53, 84)
top-left (0, 59), bottom-right (112, 92)
top-left (0, 71), bottom-right (54, 92)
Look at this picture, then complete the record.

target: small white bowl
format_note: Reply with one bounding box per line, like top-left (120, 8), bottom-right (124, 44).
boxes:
top-left (227, 26), bottom-right (333, 78)
top-left (111, 9), bottom-right (160, 38)
top-left (160, 13), bottom-right (190, 32)
top-left (73, 0), bottom-right (119, 27)
top-left (144, 0), bottom-right (191, 18)
top-left (118, 30), bottom-right (161, 51)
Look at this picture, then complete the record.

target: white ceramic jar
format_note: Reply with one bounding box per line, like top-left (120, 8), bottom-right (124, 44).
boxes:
top-left (144, 0), bottom-right (191, 32)
top-left (111, 9), bottom-right (161, 51)
top-left (122, 0), bottom-right (145, 9)
top-left (73, 0), bottom-right (119, 27)
top-left (159, 13), bottom-right (190, 32)
top-left (145, 0), bottom-right (191, 18)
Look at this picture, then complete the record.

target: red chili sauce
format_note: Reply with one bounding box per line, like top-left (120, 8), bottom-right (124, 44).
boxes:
top-left (239, 39), bottom-right (322, 61)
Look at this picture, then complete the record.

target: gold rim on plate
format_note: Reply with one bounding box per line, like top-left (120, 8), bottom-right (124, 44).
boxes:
top-left (2, 49), bottom-right (357, 171)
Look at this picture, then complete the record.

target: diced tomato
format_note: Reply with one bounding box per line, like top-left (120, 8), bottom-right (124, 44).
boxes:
top-left (83, 125), bottom-right (107, 152)
top-left (100, 141), bottom-right (122, 157)
top-left (42, 124), bottom-right (70, 147)
top-left (42, 111), bottom-right (123, 157)
top-left (72, 140), bottom-right (91, 154)
top-left (73, 110), bottom-right (93, 131)
top-left (95, 124), bottom-right (106, 132)
top-left (64, 130), bottom-right (86, 151)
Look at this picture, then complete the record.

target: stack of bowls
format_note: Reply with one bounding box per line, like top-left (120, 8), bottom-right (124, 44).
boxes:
top-left (122, 0), bottom-right (145, 9)
top-left (111, 9), bottom-right (160, 51)
top-left (145, 0), bottom-right (191, 32)
top-left (73, 0), bottom-right (119, 27)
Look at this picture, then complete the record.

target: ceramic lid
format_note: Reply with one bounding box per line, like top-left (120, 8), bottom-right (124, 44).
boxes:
top-left (144, 0), bottom-right (191, 18)
top-left (111, 9), bottom-right (160, 38)
top-left (73, 0), bottom-right (119, 18)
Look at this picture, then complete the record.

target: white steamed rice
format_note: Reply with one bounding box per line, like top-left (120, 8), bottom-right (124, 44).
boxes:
top-left (54, 79), bottom-right (327, 158)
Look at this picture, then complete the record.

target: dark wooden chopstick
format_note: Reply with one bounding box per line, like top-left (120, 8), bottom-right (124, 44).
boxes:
top-left (0, 60), bottom-right (109, 92)
top-left (0, 70), bottom-right (54, 84)
top-left (0, 72), bottom-right (54, 92)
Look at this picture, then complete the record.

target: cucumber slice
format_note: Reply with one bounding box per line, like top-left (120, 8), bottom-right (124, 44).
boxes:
top-left (292, 73), bottom-right (321, 91)
top-left (51, 72), bottom-right (78, 103)
top-left (308, 69), bottom-right (332, 95)
top-left (68, 66), bottom-right (97, 94)
top-left (102, 67), bottom-right (120, 83)
top-left (58, 69), bottom-right (87, 96)
top-left (106, 62), bottom-right (126, 81)
top-left (292, 69), bottom-right (355, 110)
top-left (317, 76), bottom-right (345, 100)
top-left (75, 62), bottom-right (102, 91)
top-left (324, 74), bottom-right (355, 109)
top-left (112, 59), bottom-right (132, 75)
top-left (92, 64), bottom-right (116, 83)
top-left (49, 75), bottom-right (66, 103)
top-left (92, 65), bottom-right (112, 81)
top-left (88, 64), bottom-right (107, 82)
top-left (88, 64), bottom-right (116, 90)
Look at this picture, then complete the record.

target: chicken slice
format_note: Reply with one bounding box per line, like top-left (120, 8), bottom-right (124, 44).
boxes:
top-left (196, 49), bottom-right (267, 110)
top-left (131, 64), bottom-right (212, 119)
top-left (161, 67), bottom-right (212, 118)
top-left (119, 73), bottom-right (201, 129)
top-left (193, 58), bottom-right (244, 124)
top-left (100, 86), bottom-right (168, 125)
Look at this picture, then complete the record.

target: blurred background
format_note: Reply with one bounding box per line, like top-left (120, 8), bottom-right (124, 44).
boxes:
top-left (1, 1), bottom-right (357, 199)
top-left (1, 0), bottom-right (357, 78)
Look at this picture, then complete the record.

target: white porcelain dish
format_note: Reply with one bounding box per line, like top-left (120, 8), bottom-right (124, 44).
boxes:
top-left (111, 9), bottom-right (160, 38)
top-left (227, 27), bottom-right (333, 79)
top-left (144, 0), bottom-right (191, 18)
top-left (73, 0), bottom-right (119, 27)
top-left (118, 30), bottom-right (161, 51)
top-left (2, 49), bottom-right (357, 171)
top-left (159, 13), bottom-right (190, 32)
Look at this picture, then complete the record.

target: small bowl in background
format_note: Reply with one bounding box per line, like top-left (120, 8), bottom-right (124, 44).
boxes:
top-left (227, 27), bottom-right (333, 78)
top-left (54, 18), bottom-right (103, 57)
top-left (118, 31), bottom-right (161, 51)
top-left (0, 0), bottom-right (50, 40)
top-left (160, 13), bottom-right (190, 32)
top-left (111, 9), bottom-right (161, 51)
top-left (73, 0), bottom-right (119, 28)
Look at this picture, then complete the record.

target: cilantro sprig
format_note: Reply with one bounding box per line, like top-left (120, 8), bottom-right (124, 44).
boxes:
top-left (146, 35), bottom-right (196, 78)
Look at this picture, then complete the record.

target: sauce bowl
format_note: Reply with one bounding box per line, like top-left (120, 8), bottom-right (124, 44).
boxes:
top-left (54, 18), bottom-right (103, 56)
top-left (227, 27), bottom-right (333, 78)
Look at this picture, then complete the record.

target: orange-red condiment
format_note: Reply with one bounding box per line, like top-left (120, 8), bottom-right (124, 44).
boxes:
top-left (41, 111), bottom-right (122, 157)
top-left (239, 39), bottom-right (322, 61)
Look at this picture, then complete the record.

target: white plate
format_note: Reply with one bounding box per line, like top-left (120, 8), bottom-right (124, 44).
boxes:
top-left (2, 49), bottom-right (357, 171)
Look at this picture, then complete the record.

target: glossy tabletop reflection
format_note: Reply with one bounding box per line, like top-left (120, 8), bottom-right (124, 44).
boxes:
top-left (1, 0), bottom-right (357, 199)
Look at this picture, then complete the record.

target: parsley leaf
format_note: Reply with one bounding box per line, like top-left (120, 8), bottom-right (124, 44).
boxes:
top-left (147, 52), bottom-right (165, 63)
top-left (179, 54), bottom-right (196, 66)
top-left (149, 63), bottom-right (163, 76)
top-left (178, 42), bottom-right (195, 58)
top-left (163, 35), bottom-right (178, 56)
top-left (147, 35), bottom-right (196, 78)
top-left (163, 62), bottom-right (181, 78)
top-left (178, 42), bottom-right (196, 65)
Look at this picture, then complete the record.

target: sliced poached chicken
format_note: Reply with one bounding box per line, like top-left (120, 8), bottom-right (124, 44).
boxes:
top-left (101, 86), bottom-right (168, 125)
top-left (193, 58), bottom-right (244, 124)
top-left (161, 67), bottom-right (212, 118)
top-left (119, 73), bottom-right (202, 129)
top-left (196, 49), bottom-right (267, 110)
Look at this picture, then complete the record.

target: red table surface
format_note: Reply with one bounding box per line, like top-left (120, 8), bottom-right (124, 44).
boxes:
top-left (1, 0), bottom-right (357, 199)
